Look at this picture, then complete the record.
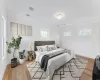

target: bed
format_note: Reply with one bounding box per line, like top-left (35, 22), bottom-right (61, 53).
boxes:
top-left (34, 41), bottom-right (75, 80)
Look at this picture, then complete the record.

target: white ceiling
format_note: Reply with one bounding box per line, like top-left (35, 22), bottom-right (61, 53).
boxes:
top-left (7, 0), bottom-right (100, 27)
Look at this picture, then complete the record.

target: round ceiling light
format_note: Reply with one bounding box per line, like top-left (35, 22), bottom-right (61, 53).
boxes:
top-left (55, 12), bottom-right (65, 20)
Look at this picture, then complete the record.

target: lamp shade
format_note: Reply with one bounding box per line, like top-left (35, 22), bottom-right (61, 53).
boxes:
top-left (27, 42), bottom-right (34, 51)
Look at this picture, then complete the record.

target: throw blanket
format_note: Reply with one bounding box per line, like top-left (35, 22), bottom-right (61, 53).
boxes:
top-left (40, 51), bottom-right (65, 71)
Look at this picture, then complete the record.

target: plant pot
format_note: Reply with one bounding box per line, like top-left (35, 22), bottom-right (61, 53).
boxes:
top-left (18, 58), bottom-right (25, 64)
top-left (11, 58), bottom-right (17, 68)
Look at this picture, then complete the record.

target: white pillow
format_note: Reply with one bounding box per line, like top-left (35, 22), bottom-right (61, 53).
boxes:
top-left (36, 46), bottom-right (43, 52)
top-left (36, 45), bottom-right (47, 52)
top-left (47, 45), bottom-right (57, 51)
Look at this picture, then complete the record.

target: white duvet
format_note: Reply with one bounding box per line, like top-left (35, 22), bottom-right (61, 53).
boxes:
top-left (35, 48), bottom-right (75, 80)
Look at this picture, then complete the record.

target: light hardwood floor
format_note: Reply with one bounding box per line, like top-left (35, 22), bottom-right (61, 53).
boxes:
top-left (3, 56), bottom-right (94, 80)
top-left (79, 55), bottom-right (94, 80)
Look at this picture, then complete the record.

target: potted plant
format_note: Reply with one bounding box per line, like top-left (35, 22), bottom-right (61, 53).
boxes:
top-left (6, 36), bottom-right (22, 68)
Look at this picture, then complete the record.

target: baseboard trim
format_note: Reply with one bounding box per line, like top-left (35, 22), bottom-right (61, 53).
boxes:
top-left (76, 54), bottom-right (94, 61)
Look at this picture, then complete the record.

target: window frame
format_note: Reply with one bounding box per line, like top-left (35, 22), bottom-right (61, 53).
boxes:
top-left (78, 29), bottom-right (92, 36)
top-left (40, 29), bottom-right (49, 39)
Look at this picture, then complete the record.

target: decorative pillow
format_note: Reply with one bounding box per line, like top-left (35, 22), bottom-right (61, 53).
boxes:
top-left (36, 45), bottom-right (47, 52)
top-left (36, 46), bottom-right (43, 52)
top-left (51, 47), bottom-right (55, 50)
top-left (46, 45), bottom-right (57, 51)
top-left (46, 46), bottom-right (52, 51)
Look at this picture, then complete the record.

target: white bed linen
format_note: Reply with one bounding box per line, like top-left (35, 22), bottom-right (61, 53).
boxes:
top-left (35, 48), bottom-right (64, 63)
top-left (35, 48), bottom-right (75, 80)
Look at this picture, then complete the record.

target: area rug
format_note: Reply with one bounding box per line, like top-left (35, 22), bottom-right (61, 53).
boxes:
top-left (26, 56), bottom-right (88, 80)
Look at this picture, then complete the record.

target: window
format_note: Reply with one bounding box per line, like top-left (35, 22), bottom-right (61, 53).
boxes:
top-left (1, 16), bottom-right (6, 59)
top-left (64, 32), bottom-right (71, 36)
top-left (78, 29), bottom-right (92, 36)
top-left (41, 30), bottom-right (49, 38)
top-left (11, 22), bottom-right (32, 36)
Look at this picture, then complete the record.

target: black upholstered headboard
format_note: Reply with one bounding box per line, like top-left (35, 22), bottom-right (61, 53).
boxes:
top-left (34, 41), bottom-right (55, 51)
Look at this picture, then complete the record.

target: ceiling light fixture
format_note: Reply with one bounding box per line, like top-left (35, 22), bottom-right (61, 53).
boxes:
top-left (56, 14), bottom-right (63, 19)
top-left (55, 12), bottom-right (65, 20)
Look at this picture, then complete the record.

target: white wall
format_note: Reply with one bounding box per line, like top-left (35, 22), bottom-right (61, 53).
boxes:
top-left (0, 2), bottom-right (60, 78)
top-left (7, 14), bottom-right (60, 62)
top-left (0, 0), bottom-right (8, 79)
top-left (60, 24), bottom-right (100, 59)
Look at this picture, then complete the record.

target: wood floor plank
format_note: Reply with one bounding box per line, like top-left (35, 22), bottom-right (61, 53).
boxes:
top-left (3, 62), bottom-right (32, 80)
top-left (3, 56), bottom-right (94, 80)
top-left (80, 73), bottom-right (92, 80)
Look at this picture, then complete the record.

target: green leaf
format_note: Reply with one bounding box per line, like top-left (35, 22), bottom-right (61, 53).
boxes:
top-left (7, 49), bottom-right (11, 53)
top-left (6, 36), bottom-right (22, 55)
